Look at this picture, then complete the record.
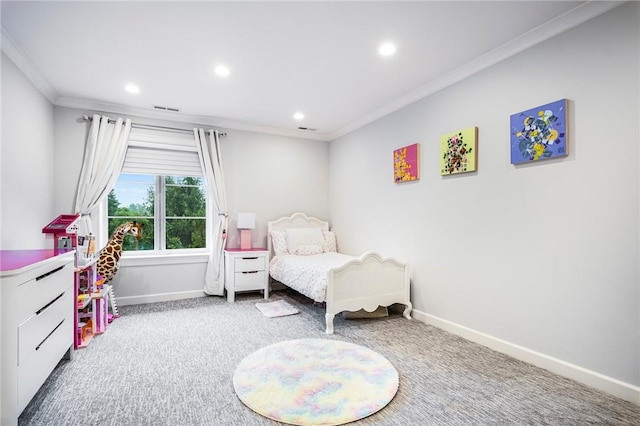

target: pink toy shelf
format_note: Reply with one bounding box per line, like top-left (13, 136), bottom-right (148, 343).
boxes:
top-left (42, 213), bottom-right (80, 249)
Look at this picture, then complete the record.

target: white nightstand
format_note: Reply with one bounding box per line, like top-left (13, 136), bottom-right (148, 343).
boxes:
top-left (224, 248), bottom-right (270, 303)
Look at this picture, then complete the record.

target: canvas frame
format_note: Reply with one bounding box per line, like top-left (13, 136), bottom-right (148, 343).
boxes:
top-left (440, 126), bottom-right (478, 175)
top-left (510, 99), bottom-right (568, 164)
top-left (393, 143), bottom-right (420, 183)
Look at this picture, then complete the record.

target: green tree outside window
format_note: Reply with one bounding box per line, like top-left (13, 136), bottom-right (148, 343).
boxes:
top-left (107, 174), bottom-right (206, 251)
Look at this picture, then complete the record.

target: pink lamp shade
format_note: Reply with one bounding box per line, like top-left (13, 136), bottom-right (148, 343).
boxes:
top-left (237, 213), bottom-right (256, 250)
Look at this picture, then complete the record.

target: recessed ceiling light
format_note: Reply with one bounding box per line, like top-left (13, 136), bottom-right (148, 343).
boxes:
top-left (214, 65), bottom-right (230, 77)
top-left (378, 43), bottom-right (396, 56)
top-left (125, 84), bottom-right (140, 94)
top-left (293, 112), bottom-right (305, 120)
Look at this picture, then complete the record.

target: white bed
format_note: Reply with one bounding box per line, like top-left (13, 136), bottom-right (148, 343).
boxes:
top-left (268, 212), bottom-right (412, 334)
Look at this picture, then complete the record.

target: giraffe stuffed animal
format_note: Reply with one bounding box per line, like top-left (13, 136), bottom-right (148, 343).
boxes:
top-left (97, 221), bottom-right (143, 317)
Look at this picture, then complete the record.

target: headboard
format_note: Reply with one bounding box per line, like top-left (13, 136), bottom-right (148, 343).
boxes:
top-left (267, 212), bottom-right (329, 258)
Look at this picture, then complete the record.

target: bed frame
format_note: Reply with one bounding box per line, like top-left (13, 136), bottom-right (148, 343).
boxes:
top-left (267, 212), bottom-right (412, 334)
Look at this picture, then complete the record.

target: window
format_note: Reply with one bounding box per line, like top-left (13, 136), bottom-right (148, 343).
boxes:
top-left (108, 174), bottom-right (206, 252)
top-left (106, 127), bottom-right (208, 253)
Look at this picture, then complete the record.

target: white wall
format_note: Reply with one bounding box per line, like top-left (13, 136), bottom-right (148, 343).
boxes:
top-left (52, 106), bottom-right (329, 303)
top-left (221, 128), bottom-right (330, 249)
top-left (329, 2), bottom-right (639, 392)
top-left (1, 53), bottom-right (55, 249)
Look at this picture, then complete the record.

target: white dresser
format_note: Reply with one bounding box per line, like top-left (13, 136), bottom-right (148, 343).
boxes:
top-left (1, 249), bottom-right (75, 426)
top-left (224, 248), bottom-right (269, 302)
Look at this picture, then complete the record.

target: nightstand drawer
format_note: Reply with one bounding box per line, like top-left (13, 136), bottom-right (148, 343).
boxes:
top-left (234, 256), bottom-right (265, 272)
top-left (225, 249), bottom-right (270, 303)
top-left (234, 271), bottom-right (266, 290)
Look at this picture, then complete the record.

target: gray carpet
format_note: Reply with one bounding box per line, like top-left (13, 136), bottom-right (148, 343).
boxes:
top-left (19, 290), bottom-right (640, 425)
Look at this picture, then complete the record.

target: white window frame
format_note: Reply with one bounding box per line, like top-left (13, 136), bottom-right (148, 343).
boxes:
top-left (100, 175), bottom-right (209, 265)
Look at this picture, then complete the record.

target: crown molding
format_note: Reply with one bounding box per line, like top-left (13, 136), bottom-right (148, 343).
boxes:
top-left (55, 97), bottom-right (331, 142)
top-left (327, 1), bottom-right (625, 141)
top-left (1, 27), bottom-right (58, 103)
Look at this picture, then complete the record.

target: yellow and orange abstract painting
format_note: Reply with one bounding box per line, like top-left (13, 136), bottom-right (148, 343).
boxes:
top-left (394, 143), bottom-right (420, 183)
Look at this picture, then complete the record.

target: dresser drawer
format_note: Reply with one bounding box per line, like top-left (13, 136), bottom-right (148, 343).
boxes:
top-left (234, 256), bottom-right (265, 272)
top-left (17, 313), bottom-right (73, 410)
top-left (234, 270), bottom-right (266, 290)
top-left (18, 288), bottom-right (73, 366)
top-left (16, 262), bottom-right (73, 322)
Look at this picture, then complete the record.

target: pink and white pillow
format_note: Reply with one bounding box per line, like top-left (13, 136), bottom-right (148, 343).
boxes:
top-left (270, 230), bottom-right (289, 256)
top-left (294, 244), bottom-right (324, 256)
top-left (323, 230), bottom-right (337, 253)
top-left (285, 228), bottom-right (325, 253)
top-left (272, 228), bottom-right (338, 256)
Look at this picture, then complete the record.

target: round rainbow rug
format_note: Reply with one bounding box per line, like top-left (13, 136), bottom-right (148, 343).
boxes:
top-left (233, 338), bottom-right (399, 425)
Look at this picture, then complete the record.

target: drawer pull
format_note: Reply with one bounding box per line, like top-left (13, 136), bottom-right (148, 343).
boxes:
top-left (36, 319), bottom-right (65, 351)
top-left (242, 257), bottom-right (258, 260)
top-left (36, 265), bottom-right (64, 281)
top-left (36, 292), bottom-right (65, 315)
top-left (242, 271), bottom-right (258, 274)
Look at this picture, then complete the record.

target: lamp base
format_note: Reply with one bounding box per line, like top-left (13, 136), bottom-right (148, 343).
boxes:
top-left (240, 229), bottom-right (252, 250)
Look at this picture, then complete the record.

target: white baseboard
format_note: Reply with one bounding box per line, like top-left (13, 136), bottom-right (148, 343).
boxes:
top-left (412, 309), bottom-right (640, 405)
top-left (116, 290), bottom-right (208, 306)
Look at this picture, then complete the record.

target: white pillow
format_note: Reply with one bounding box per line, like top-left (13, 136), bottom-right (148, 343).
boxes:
top-left (294, 244), bottom-right (323, 256)
top-left (270, 230), bottom-right (289, 256)
top-left (323, 230), bottom-right (337, 253)
top-left (285, 228), bottom-right (325, 253)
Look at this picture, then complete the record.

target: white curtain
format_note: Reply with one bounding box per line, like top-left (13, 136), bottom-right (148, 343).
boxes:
top-left (194, 129), bottom-right (228, 296)
top-left (74, 115), bottom-right (131, 236)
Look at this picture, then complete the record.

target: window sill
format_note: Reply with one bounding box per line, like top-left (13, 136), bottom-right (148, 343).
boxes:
top-left (119, 252), bottom-right (209, 267)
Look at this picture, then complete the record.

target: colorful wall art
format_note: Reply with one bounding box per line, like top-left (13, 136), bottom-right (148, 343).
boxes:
top-left (510, 99), bottom-right (568, 164)
top-left (393, 143), bottom-right (420, 183)
top-left (440, 127), bottom-right (478, 175)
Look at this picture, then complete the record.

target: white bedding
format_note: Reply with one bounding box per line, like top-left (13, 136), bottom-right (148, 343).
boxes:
top-left (269, 252), bottom-right (355, 302)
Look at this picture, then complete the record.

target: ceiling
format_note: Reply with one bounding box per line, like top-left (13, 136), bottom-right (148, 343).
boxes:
top-left (0, 1), bottom-right (622, 141)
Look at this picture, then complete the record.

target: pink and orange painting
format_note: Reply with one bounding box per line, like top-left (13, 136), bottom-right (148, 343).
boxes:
top-left (394, 143), bottom-right (420, 183)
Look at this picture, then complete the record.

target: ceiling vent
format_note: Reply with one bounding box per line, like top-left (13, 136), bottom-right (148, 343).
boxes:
top-left (153, 105), bottom-right (181, 112)
top-left (297, 127), bottom-right (317, 132)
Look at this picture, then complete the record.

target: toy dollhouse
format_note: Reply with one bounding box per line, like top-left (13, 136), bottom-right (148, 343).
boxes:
top-left (42, 214), bottom-right (110, 348)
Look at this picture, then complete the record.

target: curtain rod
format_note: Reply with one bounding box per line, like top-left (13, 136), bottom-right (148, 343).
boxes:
top-left (80, 114), bottom-right (227, 137)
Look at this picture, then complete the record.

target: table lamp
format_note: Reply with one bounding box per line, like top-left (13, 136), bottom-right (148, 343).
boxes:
top-left (237, 213), bottom-right (256, 250)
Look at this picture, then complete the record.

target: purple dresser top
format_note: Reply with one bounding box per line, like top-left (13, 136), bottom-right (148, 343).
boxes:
top-left (0, 249), bottom-right (74, 272)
